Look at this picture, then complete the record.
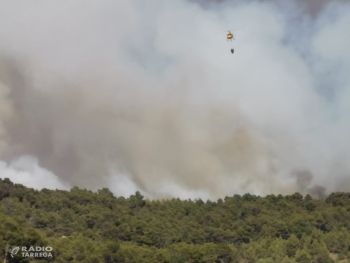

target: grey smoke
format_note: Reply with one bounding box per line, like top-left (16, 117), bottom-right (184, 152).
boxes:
top-left (190, 0), bottom-right (350, 17)
top-left (294, 170), bottom-right (327, 198)
top-left (0, 0), bottom-right (349, 199)
top-left (295, 170), bottom-right (313, 193)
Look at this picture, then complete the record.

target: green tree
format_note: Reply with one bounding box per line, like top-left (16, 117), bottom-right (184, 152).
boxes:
top-left (286, 234), bottom-right (300, 257)
top-left (295, 249), bottom-right (312, 263)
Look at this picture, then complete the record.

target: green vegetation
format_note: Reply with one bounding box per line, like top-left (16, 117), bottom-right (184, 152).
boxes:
top-left (0, 178), bottom-right (350, 262)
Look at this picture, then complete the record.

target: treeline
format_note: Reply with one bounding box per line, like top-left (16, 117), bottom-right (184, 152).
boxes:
top-left (0, 178), bottom-right (350, 262)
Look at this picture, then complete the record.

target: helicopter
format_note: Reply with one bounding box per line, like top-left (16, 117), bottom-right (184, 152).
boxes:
top-left (225, 31), bottom-right (235, 54)
top-left (227, 31), bottom-right (235, 41)
top-left (225, 29), bottom-right (240, 54)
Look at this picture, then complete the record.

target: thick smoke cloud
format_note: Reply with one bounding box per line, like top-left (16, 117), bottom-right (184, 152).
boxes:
top-left (0, 0), bottom-right (349, 199)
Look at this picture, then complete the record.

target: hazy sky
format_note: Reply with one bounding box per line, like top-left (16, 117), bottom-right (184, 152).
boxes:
top-left (0, 0), bottom-right (349, 200)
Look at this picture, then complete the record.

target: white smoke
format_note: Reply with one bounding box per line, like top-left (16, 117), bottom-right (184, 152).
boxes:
top-left (0, 156), bottom-right (69, 190)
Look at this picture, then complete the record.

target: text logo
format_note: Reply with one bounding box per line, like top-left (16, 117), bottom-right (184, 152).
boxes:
top-left (10, 246), bottom-right (20, 258)
top-left (9, 246), bottom-right (53, 258)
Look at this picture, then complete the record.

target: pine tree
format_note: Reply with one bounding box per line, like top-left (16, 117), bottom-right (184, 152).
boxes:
top-left (295, 248), bottom-right (312, 263)
top-left (286, 234), bottom-right (300, 257)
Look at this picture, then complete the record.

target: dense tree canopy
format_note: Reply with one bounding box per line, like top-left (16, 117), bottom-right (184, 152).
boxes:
top-left (0, 178), bottom-right (349, 262)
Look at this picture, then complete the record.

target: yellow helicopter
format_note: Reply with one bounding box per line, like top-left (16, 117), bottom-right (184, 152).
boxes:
top-left (226, 31), bottom-right (235, 53)
top-left (223, 29), bottom-right (242, 53)
top-left (227, 31), bottom-right (235, 41)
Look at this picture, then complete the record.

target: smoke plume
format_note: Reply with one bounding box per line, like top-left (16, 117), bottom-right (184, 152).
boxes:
top-left (0, 0), bottom-right (349, 199)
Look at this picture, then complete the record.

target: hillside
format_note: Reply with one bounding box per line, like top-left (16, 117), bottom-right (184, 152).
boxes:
top-left (1, 178), bottom-right (350, 262)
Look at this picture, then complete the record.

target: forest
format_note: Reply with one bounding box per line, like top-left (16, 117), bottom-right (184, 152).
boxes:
top-left (1, 178), bottom-right (350, 263)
